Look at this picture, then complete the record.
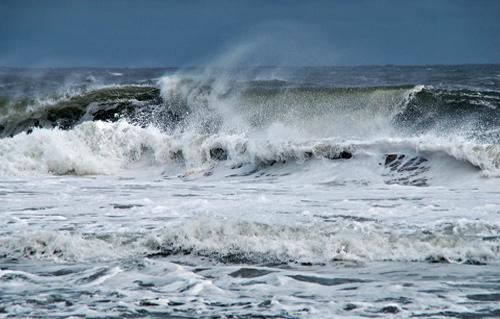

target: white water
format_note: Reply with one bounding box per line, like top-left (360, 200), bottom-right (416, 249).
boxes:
top-left (1, 154), bottom-right (500, 317)
top-left (1, 119), bottom-right (499, 176)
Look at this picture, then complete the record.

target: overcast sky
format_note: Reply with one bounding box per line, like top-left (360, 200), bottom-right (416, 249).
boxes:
top-left (0, 0), bottom-right (499, 67)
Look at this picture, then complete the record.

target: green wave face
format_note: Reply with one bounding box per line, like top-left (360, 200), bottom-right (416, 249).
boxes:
top-left (0, 86), bottom-right (162, 137)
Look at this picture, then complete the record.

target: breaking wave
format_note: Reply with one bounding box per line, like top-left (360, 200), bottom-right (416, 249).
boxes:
top-left (0, 72), bottom-right (499, 178)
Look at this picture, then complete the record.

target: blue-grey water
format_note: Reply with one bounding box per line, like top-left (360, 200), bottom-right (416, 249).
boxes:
top-left (1, 65), bottom-right (500, 318)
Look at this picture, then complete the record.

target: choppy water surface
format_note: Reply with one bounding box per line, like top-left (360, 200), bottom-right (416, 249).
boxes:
top-left (1, 65), bottom-right (500, 318)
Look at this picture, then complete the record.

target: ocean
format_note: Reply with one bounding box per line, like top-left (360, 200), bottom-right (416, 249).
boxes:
top-left (0, 65), bottom-right (499, 318)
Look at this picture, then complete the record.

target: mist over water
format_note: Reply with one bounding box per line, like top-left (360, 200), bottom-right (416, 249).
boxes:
top-left (1, 64), bottom-right (500, 318)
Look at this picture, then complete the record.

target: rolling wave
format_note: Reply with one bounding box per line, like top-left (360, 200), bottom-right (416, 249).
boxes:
top-left (1, 217), bottom-right (498, 264)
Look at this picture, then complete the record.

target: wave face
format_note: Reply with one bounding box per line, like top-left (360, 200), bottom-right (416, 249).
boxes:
top-left (0, 86), bottom-right (163, 136)
top-left (1, 66), bottom-right (500, 318)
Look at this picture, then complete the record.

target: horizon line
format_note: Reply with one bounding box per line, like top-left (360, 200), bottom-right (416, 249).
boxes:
top-left (1, 63), bottom-right (499, 70)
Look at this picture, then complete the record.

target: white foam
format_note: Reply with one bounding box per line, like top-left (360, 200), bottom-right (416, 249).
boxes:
top-left (1, 120), bottom-right (499, 177)
top-left (150, 217), bottom-right (499, 264)
top-left (1, 217), bottom-right (498, 264)
top-left (0, 121), bottom-right (170, 176)
top-left (0, 231), bottom-right (125, 262)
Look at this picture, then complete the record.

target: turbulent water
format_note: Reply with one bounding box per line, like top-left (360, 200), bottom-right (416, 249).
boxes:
top-left (1, 65), bottom-right (500, 318)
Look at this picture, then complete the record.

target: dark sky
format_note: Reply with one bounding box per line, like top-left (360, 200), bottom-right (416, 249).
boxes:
top-left (0, 0), bottom-right (499, 67)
